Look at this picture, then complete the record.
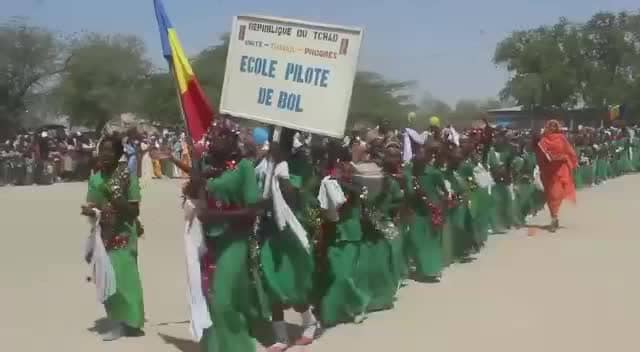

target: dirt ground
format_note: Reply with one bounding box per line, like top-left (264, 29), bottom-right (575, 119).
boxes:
top-left (1, 175), bottom-right (638, 352)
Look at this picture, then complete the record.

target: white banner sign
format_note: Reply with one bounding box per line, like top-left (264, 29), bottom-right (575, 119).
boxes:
top-left (220, 15), bottom-right (363, 138)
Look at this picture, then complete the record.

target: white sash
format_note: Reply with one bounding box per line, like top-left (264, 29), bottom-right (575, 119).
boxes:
top-left (317, 176), bottom-right (347, 221)
top-left (533, 166), bottom-right (545, 191)
top-left (84, 210), bottom-right (117, 303)
top-left (258, 160), bottom-right (311, 252)
top-left (271, 162), bottom-right (311, 252)
top-left (403, 128), bottom-right (427, 162)
top-left (473, 163), bottom-right (495, 194)
top-left (183, 200), bottom-right (213, 341)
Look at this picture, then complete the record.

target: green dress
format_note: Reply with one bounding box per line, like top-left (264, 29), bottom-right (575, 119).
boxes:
top-left (86, 170), bottom-right (145, 329)
top-left (460, 161), bottom-right (491, 248)
top-left (358, 176), bottom-right (403, 312)
top-left (370, 177), bottom-right (408, 287)
top-left (573, 147), bottom-right (586, 190)
top-left (443, 168), bottom-right (475, 265)
top-left (619, 138), bottom-right (634, 174)
top-left (511, 152), bottom-right (543, 223)
top-left (403, 163), bottom-right (445, 279)
top-left (631, 137), bottom-right (640, 171)
top-left (260, 172), bottom-right (315, 307)
top-left (201, 158), bottom-right (267, 352)
top-left (318, 192), bottom-right (370, 327)
top-left (487, 148), bottom-right (517, 231)
top-left (594, 144), bottom-right (610, 184)
top-left (581, 147), bottom-right (595, 187)
top-left (526, 150), bottom-right (546, 215)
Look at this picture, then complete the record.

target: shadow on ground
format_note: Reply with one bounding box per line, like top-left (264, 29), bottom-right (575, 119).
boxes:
top-left (158, 320), bottom-right (305, 352)
top-left (159, 333), bottom-right (199, 352)
top-left (88, 318), bottom-right (112, 334)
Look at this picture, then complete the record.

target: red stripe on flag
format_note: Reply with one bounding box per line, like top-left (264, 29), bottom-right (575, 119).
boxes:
top-left (180, 78), bottom-right (214, 142)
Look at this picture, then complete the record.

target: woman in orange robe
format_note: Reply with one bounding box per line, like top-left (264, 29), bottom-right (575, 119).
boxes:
top-left (534, 120), bottom-right (578, 232)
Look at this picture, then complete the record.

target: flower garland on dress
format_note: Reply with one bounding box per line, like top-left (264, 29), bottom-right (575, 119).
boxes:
top-left (362, 176), bottom-right (401, 241)
top-left (102, 163), bottom-right (130, 246)
top-left (411, 175), bottom-right (444, 228)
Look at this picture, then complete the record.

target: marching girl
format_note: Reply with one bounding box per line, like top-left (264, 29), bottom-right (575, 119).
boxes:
top-left (315, 141), bottom-right (370, 326)
top-left (486, 132), bottom-right (519, 231)
top-left (81, 134), bottom-right (145, 341)
top-left (256, 134), bottom-right (320, 352)
top-left (352, 141), bottom-right (397, 313)
top-left (459, 140), bottom-right (492, 250)
top-left (442, 145), bottom-right (475, 265)
top-left (403, 139), bottom-right (447, 282)
top-left (510, 138), bottom-right (544, 224)
top-left (370, 142), bottom-right (408, 293)
top-left (187, 122), bottom-right (269, 352)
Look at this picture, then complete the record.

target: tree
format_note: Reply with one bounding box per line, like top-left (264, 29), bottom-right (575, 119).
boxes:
top-left (0, 17), bottom-right (68, 136)
top-left (191, 34), bottom-right (229, 108)
top-left (482, 98), bottom-right (503, 111)
top-left (494, 11), bottom-right (640, 116)
top-left (56, 33), bottom-right (151, 131)
top-left (136, 72), bottom-right (180, 125)
top-left (625, 13), bottom-right (640, 112)
top-left (581, 12), bottom-right (636, 108)
top-left (347, 71), bottom-right (416, 127)
top-left (411, 93), bottom-right (451, 129)
top-left (494, 18), bottom-right (581, 110)
top-left (418, 93), bottom-right (452, 117)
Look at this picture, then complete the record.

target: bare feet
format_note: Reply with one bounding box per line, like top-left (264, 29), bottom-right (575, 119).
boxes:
top-left (266, 342), bottom-right (289, 352)
top-left (295, 336), bottom-right (314, 346)
top-left (295, 321), bottom-right (319, 346)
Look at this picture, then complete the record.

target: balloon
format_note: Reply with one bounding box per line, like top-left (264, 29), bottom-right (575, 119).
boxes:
top-left (253, 127), bottom-right (269, 146)
top-left (429, 116), bottom-right (441, 128)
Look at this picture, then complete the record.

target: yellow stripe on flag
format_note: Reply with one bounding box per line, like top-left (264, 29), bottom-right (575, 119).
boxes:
top-left (168, 28), bottom-right (194, 94)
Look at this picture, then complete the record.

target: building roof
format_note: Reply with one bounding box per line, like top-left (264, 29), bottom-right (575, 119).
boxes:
top-left (487, 106), bottom-right (523, 113)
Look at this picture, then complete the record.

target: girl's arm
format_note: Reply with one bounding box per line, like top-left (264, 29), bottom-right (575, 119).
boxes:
top-left (151, 149), bottom-right (192, 173)
top-left (197, 202), bottom-right (265, 225)
top-left (169, 155), bottom-right (192, 174)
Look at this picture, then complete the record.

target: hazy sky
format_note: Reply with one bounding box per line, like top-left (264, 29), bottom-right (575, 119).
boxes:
top-left (3, 0), bottom-right (638, 105)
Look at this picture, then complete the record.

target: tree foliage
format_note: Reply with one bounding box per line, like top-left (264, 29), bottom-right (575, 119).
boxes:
top-left (57, 33), bottom-right (151, 131)
top-left (495, 11), bottom-right (640, 113)
top-left (348, 71), bottom-right (416, 127)
top-left (136, 72), bottom-right (179, 125)
top-left (411, 95), bottom-right (504, 129)
top-left (0, 17), bottom-right (67, 135)
top-left (191, 34), bottom-right (229, 107)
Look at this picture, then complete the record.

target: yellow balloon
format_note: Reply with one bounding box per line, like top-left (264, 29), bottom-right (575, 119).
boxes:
top-left (429, 116), bottom-right (441, 128)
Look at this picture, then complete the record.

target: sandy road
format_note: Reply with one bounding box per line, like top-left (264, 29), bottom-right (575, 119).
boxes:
top-left (1, 175), bottom-right (639, 352)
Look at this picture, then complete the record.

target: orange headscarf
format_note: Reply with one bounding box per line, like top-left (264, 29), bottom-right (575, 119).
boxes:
top-left (537, 120), bottom-right (577, 168)
top-left (544, 119), bottom-right (561, 135)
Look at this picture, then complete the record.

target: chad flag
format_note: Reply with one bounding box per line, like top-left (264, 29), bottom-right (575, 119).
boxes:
top-left (153, 0), bottom-right (213, 143)
top-left (609, 104), bottom-right (626, 121)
